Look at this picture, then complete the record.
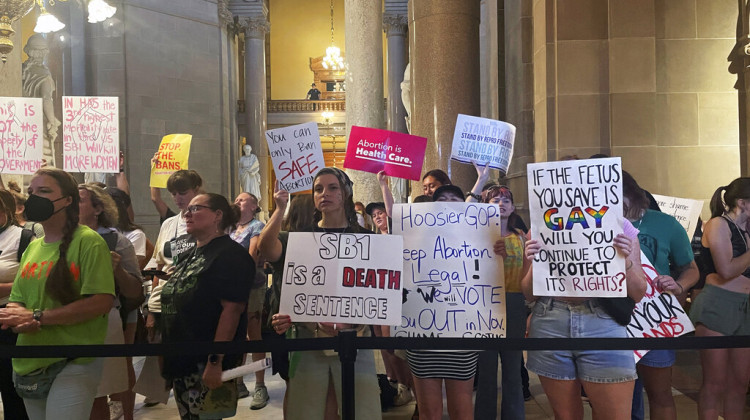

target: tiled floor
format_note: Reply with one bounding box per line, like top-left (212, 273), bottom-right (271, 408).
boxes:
top-left (126, 350), bottom-right (749, 419)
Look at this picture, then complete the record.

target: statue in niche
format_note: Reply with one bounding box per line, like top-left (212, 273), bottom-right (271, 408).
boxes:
top-left (239, 144), bottom-right (261, 200)
top-left (22, 34), bottom-right (60, 167)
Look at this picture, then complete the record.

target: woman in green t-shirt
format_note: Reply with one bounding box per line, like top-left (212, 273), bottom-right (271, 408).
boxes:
top-left (0, 168), bottom-right (115, 420)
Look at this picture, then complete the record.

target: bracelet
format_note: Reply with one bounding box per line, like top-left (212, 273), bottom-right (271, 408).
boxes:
top-left (676, 282), bottom-right (684, 294)
top-left (467, 192), bottom-right (481, 200)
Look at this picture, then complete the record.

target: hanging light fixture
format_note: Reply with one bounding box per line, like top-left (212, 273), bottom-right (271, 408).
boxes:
top-left (0, 0), bottom-right (35, 61)
top-left (33, 1), bottom-right (64, 33)
top-left (321, 0), bottom-right (344, 71)
top-left (87, 0), bottom-right (115, 23)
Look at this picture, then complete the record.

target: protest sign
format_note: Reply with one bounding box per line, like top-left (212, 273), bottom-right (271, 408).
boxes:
top-left (62, 96), bottom-right (119, 173)
top-left (651, 194), bottom-right (703, 235)
top-left (343, 126), bottom-right (427, 181)
top-left (627, 251), bottom-right (695, 361)
top-left (0, 97), bottom-right (43, 174)
top-left (279, 232), bottom-right (404, 325)
top-left (450, 114), bottom-right (516, 174)
top-left (527, 157), bottom-right (626, 297)
top-left (149, 134), bottom-right (193, 188)
top-left (265, 122), bottom-right (325, 193)
top-left (391, 202), bottom-right (505, 338)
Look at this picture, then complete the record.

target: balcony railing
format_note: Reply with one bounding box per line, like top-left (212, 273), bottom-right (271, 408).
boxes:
top-left (268, 100), bottom-right (346, 113)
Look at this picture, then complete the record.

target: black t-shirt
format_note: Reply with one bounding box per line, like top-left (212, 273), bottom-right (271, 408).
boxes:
top-left (307, 88), bottom-right (321, 100)
top-left (160, 235), bottom-right (255, 378)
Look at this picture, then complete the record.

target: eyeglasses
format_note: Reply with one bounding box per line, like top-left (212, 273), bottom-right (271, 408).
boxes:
top-left (186, 204), bottom-right (213, 214)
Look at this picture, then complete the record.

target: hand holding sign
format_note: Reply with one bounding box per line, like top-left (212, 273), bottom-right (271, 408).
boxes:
top-left (527, 158), bottom-right (626, 297)
top-left (451, 114), bottom-right (516, 174)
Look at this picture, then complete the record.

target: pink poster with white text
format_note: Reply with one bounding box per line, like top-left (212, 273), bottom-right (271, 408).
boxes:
top-left (344, 126), bottom-right (426, 181)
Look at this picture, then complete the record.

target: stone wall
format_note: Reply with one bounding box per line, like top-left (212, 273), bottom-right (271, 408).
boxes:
top-left (89, 0), bottom-right (234, 235)
top-left (524, 0), bottom-right (738, 213)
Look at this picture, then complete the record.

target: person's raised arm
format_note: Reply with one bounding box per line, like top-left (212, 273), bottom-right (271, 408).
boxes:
top-left (466, 162), bottom-right (491, 202)
top-left (257, 181), bottom-right (288, 264)
top-left (149, 152), bottom-right (171, 220)
top-left (377, 171), bottom-right (395, 216)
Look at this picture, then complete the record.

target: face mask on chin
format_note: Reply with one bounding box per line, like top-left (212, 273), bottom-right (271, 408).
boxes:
top-left (24, 194), bottom-right (68, 222)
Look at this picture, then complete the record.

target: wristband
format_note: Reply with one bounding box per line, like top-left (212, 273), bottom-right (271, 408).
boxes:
top-left (467, 192), bottom-right (481, 200)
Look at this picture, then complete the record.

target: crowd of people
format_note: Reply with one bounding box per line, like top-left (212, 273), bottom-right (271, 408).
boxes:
top-left (0, 155), bottom-right (747, 420)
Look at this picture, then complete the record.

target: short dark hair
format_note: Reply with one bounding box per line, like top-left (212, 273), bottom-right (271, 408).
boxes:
top-left (166, 170), bottom-right (202, 194)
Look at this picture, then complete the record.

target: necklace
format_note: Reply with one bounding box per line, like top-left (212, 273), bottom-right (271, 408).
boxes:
top-left (723, 213), bottom-right (749, 251)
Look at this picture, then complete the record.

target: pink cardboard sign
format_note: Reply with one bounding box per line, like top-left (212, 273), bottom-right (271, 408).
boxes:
top-left (344, 126), bottom-right (426, 181)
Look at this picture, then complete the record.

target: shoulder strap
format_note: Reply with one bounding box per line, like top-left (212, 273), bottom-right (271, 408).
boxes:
top-left (17, 229), bottom-right (35, 262)
top-left (100, 231), bottom-right (119, 252)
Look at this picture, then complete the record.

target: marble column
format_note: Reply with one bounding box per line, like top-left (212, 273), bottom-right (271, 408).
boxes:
top-left (409, 0), bottom-right (481, 194)
top-left (345, 0), bottom-right (384, 204)
top-left (383, 13), bottom-right (409, 203)
top-left (240, 16), bottom-right (270, 205)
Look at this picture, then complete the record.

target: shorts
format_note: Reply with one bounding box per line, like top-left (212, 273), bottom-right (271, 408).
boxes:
top-left (405, 350), bottom-right (478, 380)
top-left (248, 284), bottom-right (267, 315)
top-left (689, 284), bottom-right (750, 336)
top-left (637, 349), bottom-right (675, 368)
top-left (527, 298), bottom-right (637, 384)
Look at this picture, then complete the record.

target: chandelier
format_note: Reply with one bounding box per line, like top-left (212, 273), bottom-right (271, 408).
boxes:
top-left (321, 0), bottom-right (344, 71)
top-left (0, 0), bottom-right (116, 62)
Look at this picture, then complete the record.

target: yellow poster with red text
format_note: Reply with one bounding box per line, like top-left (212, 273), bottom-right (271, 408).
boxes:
top-left (149, 134), bottom-right (192, 188)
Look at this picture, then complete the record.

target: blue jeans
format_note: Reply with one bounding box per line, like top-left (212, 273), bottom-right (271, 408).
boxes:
top-left (474, 292), bottom-right (526, 419)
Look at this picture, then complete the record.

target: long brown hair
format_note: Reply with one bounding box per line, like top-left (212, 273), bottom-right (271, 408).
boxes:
top-left (35, 168), bottom-right (81, 305)
top-left (79, 183), bottom-right (118, 228)
top-left (311, 168), bottom-right (364, 232)
top-left (710, 177), bottom-right (750, 218)
top-left (282, 195), bottom-right (314, 232)
top-left (621, 171), bottom-right (649, 220)
top-left (0, 190), bottom-right (17, 228)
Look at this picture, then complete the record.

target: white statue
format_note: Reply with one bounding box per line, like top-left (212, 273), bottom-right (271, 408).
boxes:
top-left (22, 34), bottom-right (60, 167)
top-left (400, 63), bottom-right (411, 134)
top-left (239, 144), bottom-right (261, 200)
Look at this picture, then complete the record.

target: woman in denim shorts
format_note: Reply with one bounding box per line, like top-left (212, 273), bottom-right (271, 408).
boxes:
top-left (691, 178), bottom-right (750, 420)
top-left (522, 218), bottom-right (647, 419)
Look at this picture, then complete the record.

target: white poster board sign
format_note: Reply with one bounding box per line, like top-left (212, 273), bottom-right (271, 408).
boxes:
top-left (450, 114), bottom-right (516, 174)
top-left (627, 251), bottom-right (695, 361)
top-left (651, 194), bottom-right (703, 235)
top-left (0, 97), bottom-right (43, 174)
top-left (265, 122), bottom-right (325, 193)
top-left (62, 96), bottom-right (119, 173)
top-left (527, 158), bottom-right (626, 297)
top-left (279, 232), bottom-right (403, 325)
top-left (392, 202), bottom-right (506, 338)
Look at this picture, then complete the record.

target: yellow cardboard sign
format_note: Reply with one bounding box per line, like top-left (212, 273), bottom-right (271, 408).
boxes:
top-left (149, 134), bottom-right (192, 188)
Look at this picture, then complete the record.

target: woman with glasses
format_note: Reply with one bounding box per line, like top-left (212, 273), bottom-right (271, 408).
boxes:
top-left (160, 194), bottom-right (255, 420)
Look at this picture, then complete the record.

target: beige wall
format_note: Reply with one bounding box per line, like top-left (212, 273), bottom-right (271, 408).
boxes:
top-left (269, 0), bottom-right (389, 100)
top-left (529, 0), bottom-right (739, 213)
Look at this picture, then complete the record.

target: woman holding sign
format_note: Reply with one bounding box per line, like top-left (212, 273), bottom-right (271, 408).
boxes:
top-left (259, 167), bottom-right (381, 420)
top-left (691, 177), bottom-right (750, 420)
top-left (522, 212), bottom-right (647, 419)
top-left (623, 171), bottom-right (698, 420)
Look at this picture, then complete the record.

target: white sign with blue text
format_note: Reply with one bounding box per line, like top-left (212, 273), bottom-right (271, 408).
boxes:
top-left (450, 114), bottom-right (516, 174)
top-left (392, 202), bottom-right (506, 338)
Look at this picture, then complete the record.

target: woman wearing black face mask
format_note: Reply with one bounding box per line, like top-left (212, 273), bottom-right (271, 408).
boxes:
top-left (0, 189), bottom-right (34, 420)
top-left (0, 168), bottom-right (115, 420)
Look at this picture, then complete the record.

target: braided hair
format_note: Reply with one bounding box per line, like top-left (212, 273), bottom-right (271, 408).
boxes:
top-left (35, 168), bottom-right (81, 305)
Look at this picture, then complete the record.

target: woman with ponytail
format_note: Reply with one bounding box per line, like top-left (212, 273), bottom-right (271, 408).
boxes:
top-left (690, 178), bottom-right (750, 420)
top-left (0, 168), bottom-right (115, 419)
